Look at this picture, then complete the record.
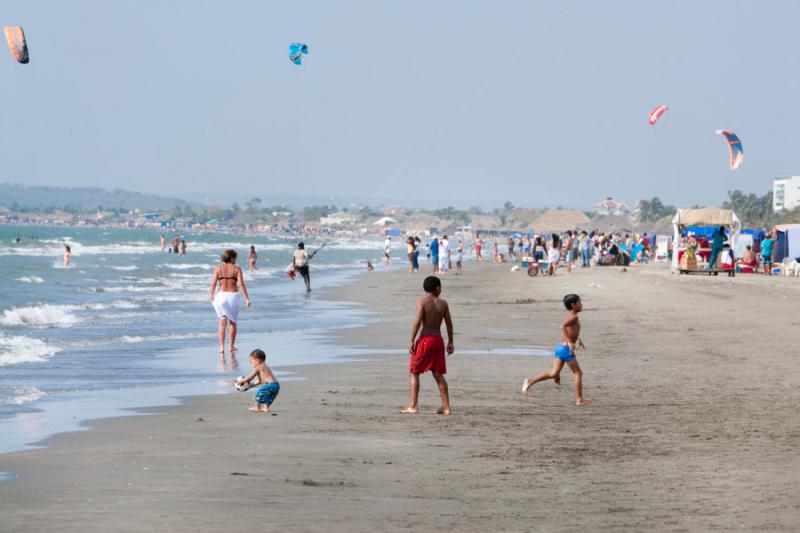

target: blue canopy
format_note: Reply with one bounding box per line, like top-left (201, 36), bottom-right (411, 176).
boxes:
top-left (740, 229), bottom-right (766, 242)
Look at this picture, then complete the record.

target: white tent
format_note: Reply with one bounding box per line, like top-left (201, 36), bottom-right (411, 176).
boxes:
top-left (671, 208), bottom-right (741, 272)
top-left (372, 216), bottom-right (398, 226)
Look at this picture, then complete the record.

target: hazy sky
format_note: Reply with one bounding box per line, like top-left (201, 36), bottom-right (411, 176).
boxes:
top-left (1, 1), bottom-right (799, 209)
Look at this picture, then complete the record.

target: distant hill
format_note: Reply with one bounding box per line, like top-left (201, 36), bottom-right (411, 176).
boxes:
top-left (0, 183), bottom-right (197, 211)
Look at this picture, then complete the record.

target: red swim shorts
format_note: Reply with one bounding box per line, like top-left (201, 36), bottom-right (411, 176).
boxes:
top-left (410, 334), bottom-right (446, 374)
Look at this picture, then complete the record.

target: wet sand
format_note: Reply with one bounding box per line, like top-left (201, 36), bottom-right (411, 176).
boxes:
top-left (1, 262), bottom-right (799, 532)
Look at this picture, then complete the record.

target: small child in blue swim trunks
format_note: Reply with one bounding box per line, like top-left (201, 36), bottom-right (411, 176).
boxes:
top-left (236, 349), bottom-right (280, 413)
top-left (522, 294), bottom-right (591, 406)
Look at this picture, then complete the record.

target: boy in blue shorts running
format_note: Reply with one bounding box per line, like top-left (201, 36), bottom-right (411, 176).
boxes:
top-left (522, 294), bottom-right (591, 406)
top-left (236, 349), bottom-right (280, 413)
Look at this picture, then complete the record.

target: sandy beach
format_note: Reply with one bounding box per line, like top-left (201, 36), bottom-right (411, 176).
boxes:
top-left (2, 262), bottom-right (799, 532)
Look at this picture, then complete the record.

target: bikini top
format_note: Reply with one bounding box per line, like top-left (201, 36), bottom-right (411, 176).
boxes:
top-left (217, 266), bottom-right (238, 281)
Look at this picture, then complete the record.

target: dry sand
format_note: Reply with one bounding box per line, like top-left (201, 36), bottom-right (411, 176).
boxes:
top-left (1, 262), bottom-right (799, 532)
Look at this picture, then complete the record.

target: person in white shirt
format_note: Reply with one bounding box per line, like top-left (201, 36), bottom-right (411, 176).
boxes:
top-left (384, 237), bottom-right (392, 266)
top-left (455, 241), bottom-right (464, 275)
top-left (439, 236), bottom-right (450, 272)
top-left (293, 242), bottom-right (319, 293)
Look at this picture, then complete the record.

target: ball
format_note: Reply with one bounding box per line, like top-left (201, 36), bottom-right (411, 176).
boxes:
top-left (234, 377), bottom-right (250, 392)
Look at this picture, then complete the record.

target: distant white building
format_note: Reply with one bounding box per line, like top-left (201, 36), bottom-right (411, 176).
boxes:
top-left (773, 176), bottom-right (800, 212)
top-left (320, 212), bottom-right (358, 226)
top-left (594, 197), bottom-right (629, 216)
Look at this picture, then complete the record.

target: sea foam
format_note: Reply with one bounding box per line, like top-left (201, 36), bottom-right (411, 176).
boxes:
top-left (0, 304), bottom-right (80, 328)
top-left (0, 335), bottom-right (61, 366)
top-left (15, 276), bottom-right (44, 284)
top-left (0, 387), bottom-right (46, 406)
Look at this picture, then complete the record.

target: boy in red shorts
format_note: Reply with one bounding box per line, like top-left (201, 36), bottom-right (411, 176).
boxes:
top-left (402, 276), bottom-right (455, 415)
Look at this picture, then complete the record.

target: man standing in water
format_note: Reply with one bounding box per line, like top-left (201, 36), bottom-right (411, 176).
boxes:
top-left (293, 242), bottom-right (320, 294)
top-left (384, 236), bottom-right (392, 266)
top-left (171, 234), bottom-right (180, 254)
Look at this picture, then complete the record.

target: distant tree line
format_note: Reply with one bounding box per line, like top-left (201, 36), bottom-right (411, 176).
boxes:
top-left (722, 190), bottom-right (800, 228)
top-left (635, 197), bottom-right (676, 223)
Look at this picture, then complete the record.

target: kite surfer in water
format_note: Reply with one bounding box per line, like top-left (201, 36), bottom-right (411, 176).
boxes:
top-left (292, 242), bottom-right (325, 294)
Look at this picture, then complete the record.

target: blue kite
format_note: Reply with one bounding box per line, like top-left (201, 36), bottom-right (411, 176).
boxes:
top-left (289, 42), bottom-right (308, 65)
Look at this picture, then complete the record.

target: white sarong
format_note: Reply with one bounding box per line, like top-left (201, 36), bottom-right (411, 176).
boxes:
top-left (548, 249), bottom-right (561, 264)
top-left (213, 291), bottom-right (243, 324)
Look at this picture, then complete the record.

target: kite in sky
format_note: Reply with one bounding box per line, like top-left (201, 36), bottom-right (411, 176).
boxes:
top-left (648, 104), bottom-right (668, 126)
top-left (4, 26), bottom-right (29, 64)
top-left (289, 42), bottom-right (308, 65)
top-left (715, 130), bottom-right (744, 170)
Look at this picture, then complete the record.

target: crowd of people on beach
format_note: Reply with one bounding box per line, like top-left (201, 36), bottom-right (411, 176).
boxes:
top-left (390, 230), bottom-right (663, 277)
top-left (384, 234), bottom-right (467, 275)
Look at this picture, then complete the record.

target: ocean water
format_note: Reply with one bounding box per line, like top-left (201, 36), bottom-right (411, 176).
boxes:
top-left (0, 225), bottom-right (389, 453)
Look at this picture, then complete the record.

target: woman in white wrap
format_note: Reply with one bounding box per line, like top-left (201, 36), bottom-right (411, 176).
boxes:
top-left (210, 249), bottom-right (251, 355)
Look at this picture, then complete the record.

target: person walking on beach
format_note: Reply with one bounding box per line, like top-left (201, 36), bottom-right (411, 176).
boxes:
top-left (547, 233), bottom-right (561, 276)
top-left (403, 276), bottom-right (454, 415)
top-left (579, 230), bottom-right (591, 268)
top-left (564, 231), bottom-right (575, 274)
top-left (522, 294), bottom-right (590, 406)
top-left (534, 236), bottom-right (545, 262)
top-left (439, 235), bottom-right (450, 273)
top-left (293, 242), bottom-right (316, 293)
top-left (63, 245), bottom-right (71, 268)
top-left (761, 231), bottom-right (777, 276)
top-left (210, 249), bottom-right (251, 355)
top-left (455, 240), bottom-right (464, 275)
top-left (492, 239), bottom-right (499, 263)
top-left (413, 237), bottom-right (421, 272)
top-left (707, 226), bottom-right (727, 271)
top-left (429, 236), bottom-right (440, 274)
top-left (248, 245), bottom-right (258, 271)
top-left (406, 236), bottom-right (416, 274)
top-left (236, 349), bottom-right (280, 413)
top-left (474, 234), bottom-right (483, 262)
top-left (384, 237), bottom-right (392, 266)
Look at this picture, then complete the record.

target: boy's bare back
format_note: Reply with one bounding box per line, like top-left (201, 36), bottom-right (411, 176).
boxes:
top-left (255, 362), bottom-right (277, 384)
top-left (417, 293), bottom-right (449, 332)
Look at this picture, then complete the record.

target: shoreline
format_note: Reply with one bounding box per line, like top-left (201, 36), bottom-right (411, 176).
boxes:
top-left (0, 266), bottom-right (378, 455)
top-left (1, 262), bottom-right (799, 531)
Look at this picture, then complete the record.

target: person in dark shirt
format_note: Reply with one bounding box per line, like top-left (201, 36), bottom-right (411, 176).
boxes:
top-left (708, 226), bottom-right (727, 271)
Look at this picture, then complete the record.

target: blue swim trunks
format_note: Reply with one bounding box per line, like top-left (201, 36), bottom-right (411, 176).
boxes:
top-left (254, 382), bottom-right (280, 405)
top-left (554, 344), bottom-right (575, 363)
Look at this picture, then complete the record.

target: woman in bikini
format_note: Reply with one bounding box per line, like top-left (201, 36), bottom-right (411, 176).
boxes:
top-left (248, 245), bottom-right (258, 271)
top-left (210, 249), bottom-right (251, 355)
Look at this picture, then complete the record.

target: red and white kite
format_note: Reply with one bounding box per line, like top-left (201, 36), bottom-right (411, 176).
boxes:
top-left (648, 104), bottom-right (668, 126)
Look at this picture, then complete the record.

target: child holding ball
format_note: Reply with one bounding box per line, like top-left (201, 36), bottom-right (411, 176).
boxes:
top-left (236, 349), bottom-right (280, 413)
